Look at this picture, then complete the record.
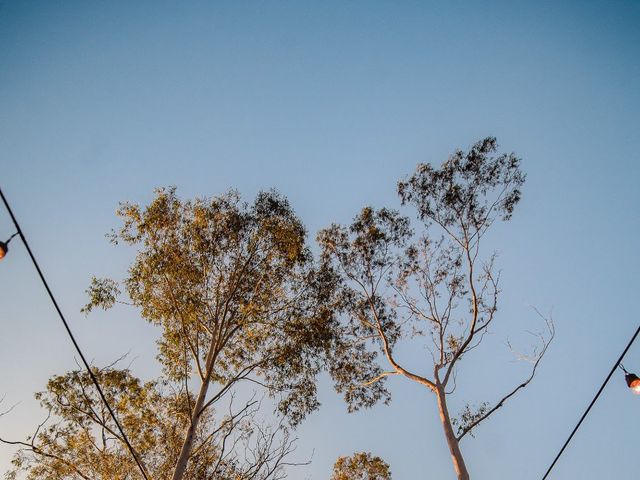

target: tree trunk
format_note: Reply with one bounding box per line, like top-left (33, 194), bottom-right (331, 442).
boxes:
top-left (436, 385), bottom-right (470, 480)
top-left (171, 341), bottom-right (218, 480)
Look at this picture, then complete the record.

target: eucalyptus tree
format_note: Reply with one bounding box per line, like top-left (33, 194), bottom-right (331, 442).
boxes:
top-left (319, 138), bottom-right (554, 479)
top-left (65, 187), bottom-right (333, 480)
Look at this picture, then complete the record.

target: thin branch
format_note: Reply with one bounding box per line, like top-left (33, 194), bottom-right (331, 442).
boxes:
top-left (456, 314), bottom-right (554, 441)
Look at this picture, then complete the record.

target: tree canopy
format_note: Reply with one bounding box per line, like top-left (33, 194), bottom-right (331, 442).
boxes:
top-left (86, 187), bottom-right (335, 426)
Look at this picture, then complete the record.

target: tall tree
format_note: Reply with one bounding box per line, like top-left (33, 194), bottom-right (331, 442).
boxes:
top-left (91, 188), bottom-right (336, 480)
top-left (319, 138), bottom-right (553, 479)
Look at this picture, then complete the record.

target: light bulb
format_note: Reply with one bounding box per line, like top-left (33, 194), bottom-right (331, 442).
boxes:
top-left (625, 373), bottom-right (640, 395)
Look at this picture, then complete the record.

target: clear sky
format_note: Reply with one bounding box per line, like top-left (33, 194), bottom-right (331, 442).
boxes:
top-left (1, 1), bottom-right (639, 478)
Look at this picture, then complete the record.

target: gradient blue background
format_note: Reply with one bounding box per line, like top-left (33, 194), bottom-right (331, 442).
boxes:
top-left (1, 1), bottom-right (639, 478)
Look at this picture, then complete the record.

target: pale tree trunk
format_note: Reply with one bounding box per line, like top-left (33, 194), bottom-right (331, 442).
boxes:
top-left (436, 385), bottom-right (470, 480)
top-left (171, 341), bottom-right (218, 480)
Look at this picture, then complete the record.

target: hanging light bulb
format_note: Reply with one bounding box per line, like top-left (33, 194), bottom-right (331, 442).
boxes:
top-left (625, 372), bottom-right (640, 395)
top-left (0, 233), bottom-right (18, 261)
top-left (619, 364), bottom-right (640, 395)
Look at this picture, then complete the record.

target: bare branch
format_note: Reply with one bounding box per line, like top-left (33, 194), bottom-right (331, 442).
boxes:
top-left (456, 314), bottom-right (555, 441)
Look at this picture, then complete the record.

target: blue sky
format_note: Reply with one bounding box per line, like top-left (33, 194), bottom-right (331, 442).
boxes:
top-left (1, 1), bottom-right (639, 478)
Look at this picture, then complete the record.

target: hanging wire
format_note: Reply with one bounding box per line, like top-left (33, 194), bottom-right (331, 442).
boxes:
top-left (4, 232), bottom-right (19, 243)
top-left (0, 187), bottom-right (150, 480)
top-left (541, 324), bottom-right (640, 479)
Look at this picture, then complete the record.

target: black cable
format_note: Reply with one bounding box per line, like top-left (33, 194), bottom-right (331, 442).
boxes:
top-left (5, 232), bottom-right (19, 243)
top-left (541, 324), bottom-right (640, 479)
top-left (0, 187), bottom-right (150, 480)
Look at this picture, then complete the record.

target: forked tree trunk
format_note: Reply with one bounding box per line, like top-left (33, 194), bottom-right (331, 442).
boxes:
top-left (171, 341), bottom-right (218, 480)
top-left (436, 385), bottom-right (470, 480)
